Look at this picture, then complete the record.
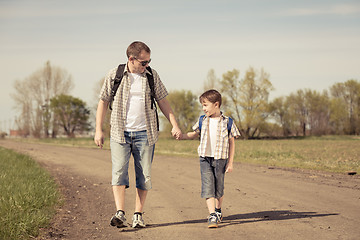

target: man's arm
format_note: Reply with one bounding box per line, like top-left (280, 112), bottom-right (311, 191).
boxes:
top-left (157, 97), bottom-right (182, 138)
top-left (226, 137), bottom-right (235, 173)
top-left (94, 99), bottom-right (109, 148)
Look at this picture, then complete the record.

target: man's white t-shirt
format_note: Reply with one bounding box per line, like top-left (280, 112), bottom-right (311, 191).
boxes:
top-left (205, 117), bottom-right (219, 157)
top-left (125, 73), bottom-right (147, 131)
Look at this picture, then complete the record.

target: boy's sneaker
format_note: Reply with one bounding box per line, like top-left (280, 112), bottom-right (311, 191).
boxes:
top-left (110, 210), bottom-right (127, 228)
top-left (132, 213), bottom-right (146, 228)
top-left (207, 214), bottom-right (218, 228)
top-left (215, 211), bottom-right (223, 222)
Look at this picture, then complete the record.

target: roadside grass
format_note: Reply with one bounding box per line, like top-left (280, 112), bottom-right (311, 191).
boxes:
top-left (9, 134), bottom-right (360, 173)
top-left (0, 147), bottom-right (60, 240)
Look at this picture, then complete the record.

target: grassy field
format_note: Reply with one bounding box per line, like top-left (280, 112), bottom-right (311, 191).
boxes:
top-left (0, 147), bottom-right (60, 240)
top-left (10, 134), bottom-right (360, 173)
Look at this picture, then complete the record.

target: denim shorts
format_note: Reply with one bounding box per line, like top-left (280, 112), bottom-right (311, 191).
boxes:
top-left (200, 156), bottom-right (228, 199)
top-left (110, 130), bottom-right (155, 190)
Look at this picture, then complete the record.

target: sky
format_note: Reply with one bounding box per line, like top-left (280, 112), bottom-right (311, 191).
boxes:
top-left (1, 0), bottom-right (359, 132)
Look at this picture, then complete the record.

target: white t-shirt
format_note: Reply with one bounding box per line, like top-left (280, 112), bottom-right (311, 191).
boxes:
top-left (205, 117), bottom-right (219, 157)
top-left (125, 73), bottom-right (147, 131)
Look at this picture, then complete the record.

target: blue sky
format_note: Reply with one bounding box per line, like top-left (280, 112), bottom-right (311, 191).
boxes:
top-left (1, 0), bottom-right (359, 131)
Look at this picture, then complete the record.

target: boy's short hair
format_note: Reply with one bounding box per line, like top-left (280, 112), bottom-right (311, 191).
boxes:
top-left (126, 41), bottom-right (151, 58)
top-left (199, 89), bottom-right (222, 107)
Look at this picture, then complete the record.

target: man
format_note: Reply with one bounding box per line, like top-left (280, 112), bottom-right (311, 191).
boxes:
top-left (94, 41), bottom-right (181, 228)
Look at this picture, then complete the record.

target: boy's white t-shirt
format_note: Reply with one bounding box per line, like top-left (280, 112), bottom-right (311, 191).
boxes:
top-left (205, 117), bottom-right (219, 157)
top-left (125, 73), bottom-right (147, 131)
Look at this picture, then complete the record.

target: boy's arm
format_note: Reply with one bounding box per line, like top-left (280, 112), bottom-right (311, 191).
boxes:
top-left (180, 131), bottom-right (199, 140)
top-left (226, 137), bottom-right (235, 173)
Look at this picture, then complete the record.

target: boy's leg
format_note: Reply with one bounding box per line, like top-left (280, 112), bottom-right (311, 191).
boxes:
top-left (214, 159), bottom-right (228, 222)
top-left (215, 196), bottom-right (224, 209)
top-left (206, 197), bottom-right (216, 214)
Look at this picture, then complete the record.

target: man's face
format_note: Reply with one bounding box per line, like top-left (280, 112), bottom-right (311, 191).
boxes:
top-left (130, 50), bottom-right (151, 74)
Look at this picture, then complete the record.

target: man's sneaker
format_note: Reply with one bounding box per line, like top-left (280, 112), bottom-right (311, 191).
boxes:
top-left (207, 214), bottom-right (218, 228)
top-left (132, 213), bottom-right (146, 228)
top-left (110, 210), bottom-right (127, 228)
top-left (215, 211), bottom-right (223, 222)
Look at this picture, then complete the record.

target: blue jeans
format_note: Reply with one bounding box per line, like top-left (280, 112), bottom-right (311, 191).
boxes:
top-left (200, 157), bottom-right (228, 199)
top-left (110, 130), bottom-right (155, 190)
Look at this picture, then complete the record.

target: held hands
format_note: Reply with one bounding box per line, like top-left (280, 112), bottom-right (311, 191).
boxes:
top-left (171, 126), bottom-right (182, 140)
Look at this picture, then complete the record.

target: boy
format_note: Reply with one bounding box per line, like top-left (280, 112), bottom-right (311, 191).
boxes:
top-left (180, 89), bottom-right (240, 228)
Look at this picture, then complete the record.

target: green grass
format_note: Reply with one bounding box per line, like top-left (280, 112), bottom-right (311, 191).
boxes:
top-left (156, 134), bottom-right (360, 173)
top-left (0, 147), bottom-right (60, 240)
top-left (10, 134), bottom-right (360, 173)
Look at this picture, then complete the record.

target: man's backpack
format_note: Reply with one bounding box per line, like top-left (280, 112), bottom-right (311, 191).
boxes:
top-left (198, 115), bottom-right (233, 136)
top-left (109, 64), bottom-right (159, 130)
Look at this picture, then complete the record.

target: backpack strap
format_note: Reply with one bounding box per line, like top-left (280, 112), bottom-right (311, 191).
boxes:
top-left (109, 64), bottom-right (126, 110)
top-left (145, 66), bottom-right (159, 131)
top-left (198, 115), bottom-right (233, 137)
top-left (198, 115), bottom-right (205, 132)
top-left (227, 117), bottom-right (233, 137)
top-left (108, 64), bottom-right (159, 131)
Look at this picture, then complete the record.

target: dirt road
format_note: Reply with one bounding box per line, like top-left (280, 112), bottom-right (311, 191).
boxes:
top-left (1, 140), bottom-right (359, 240)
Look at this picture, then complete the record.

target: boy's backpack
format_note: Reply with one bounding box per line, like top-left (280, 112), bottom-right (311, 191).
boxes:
top-left (109, 64), bottom-right (159, 130)
top-left (198, 115), bottom-right (233, 136)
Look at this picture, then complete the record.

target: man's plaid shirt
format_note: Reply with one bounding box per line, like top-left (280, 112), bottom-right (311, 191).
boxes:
top-left (192, 114), bottom-right (241, 159)
top-left (99, 63), bottom-right (168, 146)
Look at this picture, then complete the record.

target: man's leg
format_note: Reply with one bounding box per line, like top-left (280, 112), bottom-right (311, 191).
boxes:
top-left (135, 188), bottom-right (148, 213)
top-left (131, 130), bottom-right (154, 228)
top-left (110, 138), bottom-right (131, 228)
top-left (113, 185), bottom-right (126, 211)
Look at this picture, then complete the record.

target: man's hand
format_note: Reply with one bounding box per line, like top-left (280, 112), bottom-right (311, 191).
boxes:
top-left (94, 131), bottom-right (104, 149)
top-left (171, 126), bottom-right (182, 140)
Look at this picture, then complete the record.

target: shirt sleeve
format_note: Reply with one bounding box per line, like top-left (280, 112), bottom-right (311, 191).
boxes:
top-left (99, 67), bottom-right (117, 102)
top-left (151, 69), bottom-right (168, 101)
top-left (230, 122), bottom-right (241, 138)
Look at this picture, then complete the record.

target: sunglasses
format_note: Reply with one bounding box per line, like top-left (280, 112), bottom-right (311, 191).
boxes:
top-left (134, 57), bottom-right (151, 66)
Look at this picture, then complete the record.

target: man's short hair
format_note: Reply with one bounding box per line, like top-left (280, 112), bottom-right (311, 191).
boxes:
top-left (126, 41), bottom-right (151, 58)
top-left (199, 89), bottom-right (222, 107)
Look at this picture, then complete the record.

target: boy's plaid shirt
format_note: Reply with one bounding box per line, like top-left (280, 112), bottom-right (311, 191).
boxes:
top-left (192, 114), bottom-right (241, 159)
top-left (99, 64), bottom-right (168, 146)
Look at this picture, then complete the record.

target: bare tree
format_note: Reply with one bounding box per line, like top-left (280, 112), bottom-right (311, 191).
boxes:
top-left (203, 69), bottom-right (219, 91)
top-left (11, 61), bottom-right (74, 138)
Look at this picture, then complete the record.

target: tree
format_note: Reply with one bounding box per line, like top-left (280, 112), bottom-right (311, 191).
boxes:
top-left (269, 96), bottom-right (292, 136)
top-left (203, 69), bottom-right (219, 91)
top-left (220, 67), bottom-right (274, 139)
top-left (11, 61), bottom-right (74, 138)
top-left (163, 90), bottom-right (200, 133)
top-left (330, 79), bottom-right (360, 135)
top-left (50, 94), bottom-right (91, 138)
top-left (305, 90), bottom-right (330, 136)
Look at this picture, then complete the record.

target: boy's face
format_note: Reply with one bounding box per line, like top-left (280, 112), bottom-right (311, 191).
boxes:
top-left (201, 98), bottom-right (220, 117)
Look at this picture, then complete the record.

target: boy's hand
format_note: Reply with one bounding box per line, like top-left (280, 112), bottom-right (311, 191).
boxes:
top-left (225, 162), bottom-right (233, 173)
top-left (171, 127), bottom-right (182, 140)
